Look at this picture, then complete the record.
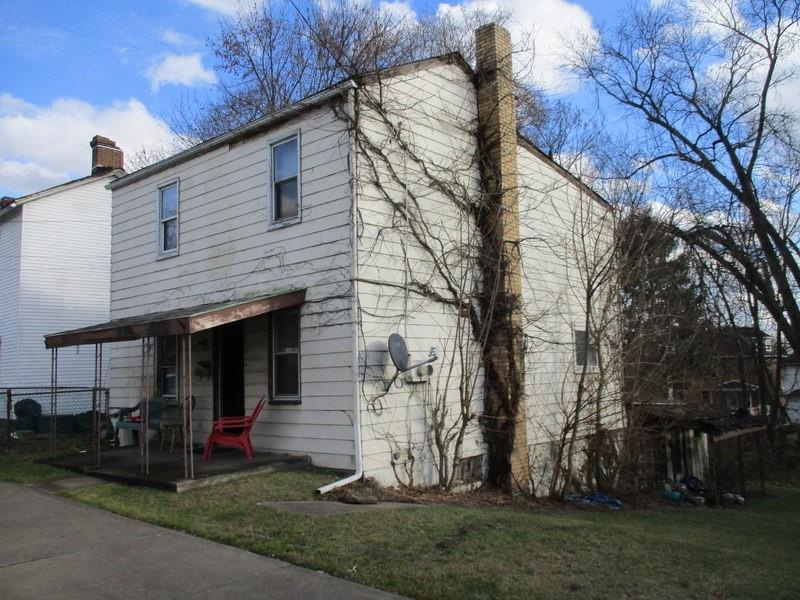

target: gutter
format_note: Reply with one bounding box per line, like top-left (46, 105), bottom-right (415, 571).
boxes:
top-left (317, 87), bottom-right (364, 495)
top-left (109, 81), bottom-right (357, 191)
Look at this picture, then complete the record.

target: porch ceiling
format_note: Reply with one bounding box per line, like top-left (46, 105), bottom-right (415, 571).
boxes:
top-left (44, 289), bottom-right (306, 348)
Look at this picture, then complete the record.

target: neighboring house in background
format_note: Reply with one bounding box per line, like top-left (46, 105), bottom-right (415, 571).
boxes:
top-left (663, 326), bottom-right (770, 416)
top-left (0, 136), bottom-right (122, 398)
top-left (635, 327), bottom-right (777, 486)
top-left (781, 354), bottom-right (800, 423)
top-left (46, 26), bottom-right (617, 491)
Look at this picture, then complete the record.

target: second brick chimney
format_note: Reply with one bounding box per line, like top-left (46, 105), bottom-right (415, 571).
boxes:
top-left (90, 135), bottom-right (124, 175)
top-left (475, 23), bottom-right (529, 490)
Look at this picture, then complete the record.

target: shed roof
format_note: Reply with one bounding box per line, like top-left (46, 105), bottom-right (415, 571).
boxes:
top-left (44, 289), bottom-right (305, 348)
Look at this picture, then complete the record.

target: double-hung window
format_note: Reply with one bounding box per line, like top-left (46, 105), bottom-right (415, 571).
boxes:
top-left (158, 181), bottom-right (179, 254)
top-left (157, 336), bottom-right (178, 400)
top-left (272, 309), bottom-right (300, 403)
top-left (270, 135), bottom-right (300, 223)
top-left (574, 329), bottom-right (599, 369)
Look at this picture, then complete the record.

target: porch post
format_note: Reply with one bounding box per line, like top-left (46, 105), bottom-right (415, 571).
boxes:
top-left (145, 336), bottom-right (153, 476)
top-left (50, 348), bottom-right (58, 456)
top-left (188, 334), bottom-right (194, 479)
top-left (93, 343), bottom-right (103, 467)
top-left (98, 343), bottom-right (103, 465)
top-left (181, 335), bottom-right (189, 479)
top-left (140, 338), bottom-right (145, 473)
top-left (5, 388), bottom-right (11, 452)
top-left (92, 345), bottom-right (97, 466)
top-left (140, 337), bottom-right (153, 475)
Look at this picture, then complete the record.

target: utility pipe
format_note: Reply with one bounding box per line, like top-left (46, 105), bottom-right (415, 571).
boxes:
top-left (318, 87), bottom-right (363, 495)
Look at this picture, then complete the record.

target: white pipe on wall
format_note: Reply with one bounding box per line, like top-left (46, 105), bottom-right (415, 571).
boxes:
top-left (317, 87), bottom-right (364, 495)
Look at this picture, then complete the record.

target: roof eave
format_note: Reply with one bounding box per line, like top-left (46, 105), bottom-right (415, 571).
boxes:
top-left (15, 169), bottom-right (124, 204)
top-left (516, 135), bottom-right (612, 210)
top-left (109, 81), bottom-right (356, 191)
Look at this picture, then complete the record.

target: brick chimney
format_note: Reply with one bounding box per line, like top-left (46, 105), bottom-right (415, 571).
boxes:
top-left (90, 135), bottom-right (123, 175)
top-left (474, 24), bottom-right (529, 490)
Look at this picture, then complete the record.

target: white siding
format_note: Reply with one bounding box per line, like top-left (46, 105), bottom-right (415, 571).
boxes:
top-left (108, 104), bottom-right (357, 470)
top-left (0, 177), bottom-right (113, 417)
top-left (16, 178), bottom-right (113, 389)
top-left (354, 62), bottom-right (618, 488)
top-left (0, 210), bottom-right (23, 396)
top-left (517, 147), bottom-right (617, 493)
top-left (355, 63), bottom-right (486, 486)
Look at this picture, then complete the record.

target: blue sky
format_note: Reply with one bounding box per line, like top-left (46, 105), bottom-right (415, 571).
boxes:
top-left (0, 0), bottom-right (629, 197)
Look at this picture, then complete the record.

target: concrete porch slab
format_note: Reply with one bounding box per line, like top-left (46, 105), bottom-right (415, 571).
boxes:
top-left (41, 444), bottom-right (310, 492)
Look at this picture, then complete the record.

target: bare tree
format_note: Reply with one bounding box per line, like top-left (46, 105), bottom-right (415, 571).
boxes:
top-left (169, 1), bottom-right (550, 145)
top-left (572, 0), bottom-right (800, 357)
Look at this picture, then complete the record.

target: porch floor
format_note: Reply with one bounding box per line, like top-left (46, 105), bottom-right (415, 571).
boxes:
top-left (42, 443), bottom-right (310, 492)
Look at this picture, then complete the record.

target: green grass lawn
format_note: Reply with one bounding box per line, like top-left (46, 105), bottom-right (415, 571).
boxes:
top-left (0, 439), bottom-right (84, 483)
top-left (47, 467), bottom-right (798, 600)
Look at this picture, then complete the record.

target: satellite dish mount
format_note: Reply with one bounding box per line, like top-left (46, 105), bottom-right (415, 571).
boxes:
top-left (385, 333), bottom-right (438, 391)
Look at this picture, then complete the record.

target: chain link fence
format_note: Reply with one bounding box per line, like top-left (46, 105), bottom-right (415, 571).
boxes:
top-left (3, 387), bottom-right (110, 450)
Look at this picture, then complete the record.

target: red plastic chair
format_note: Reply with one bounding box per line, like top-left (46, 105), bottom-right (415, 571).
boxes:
top-left (202, 396), bottom-right (267, 462)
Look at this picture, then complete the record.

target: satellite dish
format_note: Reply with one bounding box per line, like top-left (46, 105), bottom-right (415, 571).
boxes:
top-left (384, 333), bottom-right (438, 391)
top-left (388, 334), bottom-right (409, 372)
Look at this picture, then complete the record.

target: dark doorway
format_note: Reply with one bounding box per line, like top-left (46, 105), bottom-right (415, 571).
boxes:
top-left (214, 321), bottom-right (245, 418)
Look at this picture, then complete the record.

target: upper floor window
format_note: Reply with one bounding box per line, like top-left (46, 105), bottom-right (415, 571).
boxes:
top-left (271, 135), bottom-right (300, 223)
top-left (159, 181), bottom-right (179, 254)
top-left (574, 329), bottom-right (598, 369)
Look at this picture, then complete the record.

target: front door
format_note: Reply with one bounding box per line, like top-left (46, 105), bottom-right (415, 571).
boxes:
top-left (214, 321), bottom-right (245, 418)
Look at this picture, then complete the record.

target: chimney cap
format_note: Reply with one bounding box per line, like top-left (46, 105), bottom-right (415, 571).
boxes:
top-left (90, 134), bottom-right (124, 175)
top-left (90, 135), bottom-right (119, 149)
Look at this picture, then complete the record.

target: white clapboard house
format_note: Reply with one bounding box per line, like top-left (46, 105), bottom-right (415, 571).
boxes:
top-left (45, 25), bottom-right (615, 491)
top-left (1, 137), bottom-right (122, 410)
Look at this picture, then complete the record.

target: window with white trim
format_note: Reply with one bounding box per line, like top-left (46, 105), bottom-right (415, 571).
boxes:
top-left (272, 309), bottom-right (300, 403)
top-left (270, 135), bottom-right (300, 223)
top-left (574, 329), bottom-right (598, 368)
top-left (158, 181), bottom-right (179, 254)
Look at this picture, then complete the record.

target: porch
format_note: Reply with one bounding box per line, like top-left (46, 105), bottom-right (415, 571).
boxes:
top-left (43, 442), bottom-right (309, 492)
top-left (43, 290), bottom-right (306, 486)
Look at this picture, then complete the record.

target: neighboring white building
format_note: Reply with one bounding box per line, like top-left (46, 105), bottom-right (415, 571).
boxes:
top-left (781, 356), bottom-right (800, 423)
top-left (0, 137), bottom-right (122, 397)
top-left (47, 26), bottom-right (616, 491)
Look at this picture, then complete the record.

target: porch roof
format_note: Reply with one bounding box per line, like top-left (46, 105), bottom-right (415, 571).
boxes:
top-left (44, 289), bottom-right (306, 349)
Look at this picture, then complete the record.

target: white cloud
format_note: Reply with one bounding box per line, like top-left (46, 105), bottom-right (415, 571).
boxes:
top-left (436, 0), bottom-right (595, 92)
top-left (161, 29), bottom-right (199, 49)
top-left (379, 1), bottom-right (417, 22)
top-left (185, 0), bottom-right (241, 15)
top-left (0, 160), bottom-right (66, 196)
top-left (0, 93), bottom-right (175, 197)
top-left (146, 53), bottom-right (217, 92)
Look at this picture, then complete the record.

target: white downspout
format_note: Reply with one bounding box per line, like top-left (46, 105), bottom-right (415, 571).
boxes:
top-left (317, 86), bottom-right (363, 495)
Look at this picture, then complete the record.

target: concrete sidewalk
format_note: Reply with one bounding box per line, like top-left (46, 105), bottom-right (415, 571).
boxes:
top-left (0, 481), bottom-right (407, 599)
